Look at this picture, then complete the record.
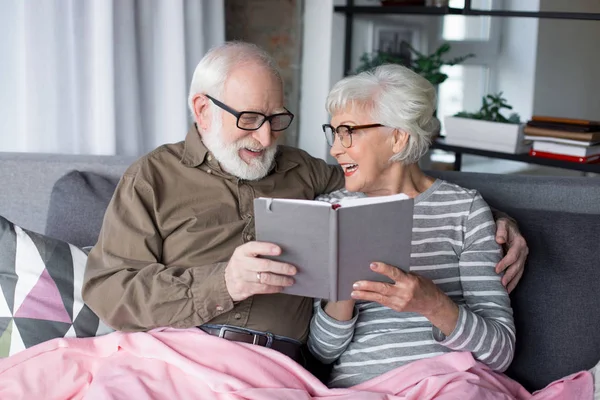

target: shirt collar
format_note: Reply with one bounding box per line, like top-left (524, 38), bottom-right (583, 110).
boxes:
top-left (180, 124), bottom-right (208, 168)
top-left (180, 124), bottom-right (298, 175)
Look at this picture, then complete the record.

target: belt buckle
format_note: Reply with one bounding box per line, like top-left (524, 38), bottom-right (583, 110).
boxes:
top-left (218, 326), bottom-right (274, 348)
top-left (263, 332), bottom-right (274, 348)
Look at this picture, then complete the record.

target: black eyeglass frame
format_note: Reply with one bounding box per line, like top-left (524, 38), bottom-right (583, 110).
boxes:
top-left (322, 123), bottom-right (384, 148)
top-left (205, 94), bottom-right (294, 132)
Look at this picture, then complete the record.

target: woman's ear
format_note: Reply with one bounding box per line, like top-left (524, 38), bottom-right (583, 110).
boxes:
top-left (391, 129), bottom-right (409, 154)
top-left (192, 94), bottom-right (211, 131)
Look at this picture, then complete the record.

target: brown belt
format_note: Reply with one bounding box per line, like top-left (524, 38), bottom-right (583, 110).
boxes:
top-left (199, 325), bottom-right (304, 364)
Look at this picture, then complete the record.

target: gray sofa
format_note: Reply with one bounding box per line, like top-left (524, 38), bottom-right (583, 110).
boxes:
top-left (1, 151), bottom-right (599, 392)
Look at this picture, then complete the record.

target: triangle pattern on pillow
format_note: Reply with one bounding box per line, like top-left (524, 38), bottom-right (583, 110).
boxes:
top-left (9, 320), bottom-right (25, 355)
top-left (0, 218), bottom-right (17, 313)
top-left (65, 325), bottom-right (76, 338)
top-left (69, 243), bottom-right (87, 321)
top-left (0, 277), bottom-right (16, 317)
top-left (29, 232), bottom-right (75, 321)
top-left (13, 318), bottom-right (71, 349)
top-left (0, 287), bottom-right (11, 318)
top-left (13, 226), bottom-right (47, 313)
top-left (0, 318), bottom-right (12, 357)
top-left (73, 304), bottom-right (100, 338)
top-left (13, 269), bottom-right (72, 324)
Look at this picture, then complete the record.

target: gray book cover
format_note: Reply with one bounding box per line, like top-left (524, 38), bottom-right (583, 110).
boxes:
top-left (254, 195), bottom-right (414, 301)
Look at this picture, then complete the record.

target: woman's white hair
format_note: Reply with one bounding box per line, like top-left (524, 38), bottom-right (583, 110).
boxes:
top-left (187, 41), bottom-right (282, 116)
top-left (326, 64), bottom-right (439, 165)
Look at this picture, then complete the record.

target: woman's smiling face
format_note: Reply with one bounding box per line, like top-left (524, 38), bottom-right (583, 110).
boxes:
top-left (329, 107), bottom-right (403, 195)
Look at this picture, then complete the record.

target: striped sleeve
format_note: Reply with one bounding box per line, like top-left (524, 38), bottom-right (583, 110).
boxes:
top-left (307, 300), bottom-right (359, 364)
top-left (432, 193), bottom-right (516, 372)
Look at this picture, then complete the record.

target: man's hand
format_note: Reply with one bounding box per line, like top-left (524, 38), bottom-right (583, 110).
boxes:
top-left (495, 218), bottom-right (529, 293)
top-left (224, 241), bottom-right (297, 302)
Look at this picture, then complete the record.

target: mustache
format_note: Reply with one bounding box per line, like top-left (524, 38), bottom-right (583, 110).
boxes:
top-left (234, 137), bottom-right (276, 151)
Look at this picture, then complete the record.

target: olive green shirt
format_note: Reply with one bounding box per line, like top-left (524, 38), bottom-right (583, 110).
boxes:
top-left (83, 126), bottom-right (344, 341)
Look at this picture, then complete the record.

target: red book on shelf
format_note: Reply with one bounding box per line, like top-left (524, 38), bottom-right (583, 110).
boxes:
top-left (531, 116), bottom-right (600, 127)
top-left (529, 149), bottom-right (600, 164)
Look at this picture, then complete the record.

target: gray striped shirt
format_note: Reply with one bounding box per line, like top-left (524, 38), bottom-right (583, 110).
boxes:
top-left (308, 179), bottom-right (515, 387)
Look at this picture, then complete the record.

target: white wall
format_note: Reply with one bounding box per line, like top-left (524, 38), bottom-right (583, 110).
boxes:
top-left (495, 0), bottom-right (540, 121)
top-left (492, 0), bottom-right (600, 122)
top-left (532, 0), bottom-right (600, 120)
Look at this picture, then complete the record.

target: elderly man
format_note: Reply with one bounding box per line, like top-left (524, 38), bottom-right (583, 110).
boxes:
top-left (82, 41), bottom-right (527, 365)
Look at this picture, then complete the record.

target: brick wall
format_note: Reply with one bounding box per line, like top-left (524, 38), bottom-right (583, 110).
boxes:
top-left (225, 0), bottom-right (303, 146)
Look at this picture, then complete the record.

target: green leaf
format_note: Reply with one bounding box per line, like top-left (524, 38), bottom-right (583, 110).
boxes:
top-left (455, 92), bottom-right (520, 124)
top-left (354, 41), bottom-right (474, 86)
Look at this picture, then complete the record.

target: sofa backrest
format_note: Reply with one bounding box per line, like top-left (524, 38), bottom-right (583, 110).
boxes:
top-left (0, 152), bottom-right (135, 234)
top-left (429, 170), bottom-right (600, 214)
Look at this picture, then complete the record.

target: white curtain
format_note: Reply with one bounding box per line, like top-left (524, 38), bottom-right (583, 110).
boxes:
top-left (0, 0), bottom-right (224, 156)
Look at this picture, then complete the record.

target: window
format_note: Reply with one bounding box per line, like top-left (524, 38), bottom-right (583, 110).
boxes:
top-left (437, 64), bottom-right (490, 124)
top-left (435, 0), bottom-right (501, 135)
top-left (443, 0), bottom-right (492, 41)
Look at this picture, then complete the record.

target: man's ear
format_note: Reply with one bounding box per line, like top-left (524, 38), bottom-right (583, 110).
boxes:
top-left (192, 94), bottom-right (211, 132)
top-left (391, 129), bottom-right (409, 154)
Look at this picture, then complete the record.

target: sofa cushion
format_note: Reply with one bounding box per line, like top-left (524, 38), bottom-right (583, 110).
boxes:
top-left (0, 216), bottom-right (113, 357)
top-left (45, 171), bottom-right (119, 248)
top-left (503, 206), bottom-right (600, 391)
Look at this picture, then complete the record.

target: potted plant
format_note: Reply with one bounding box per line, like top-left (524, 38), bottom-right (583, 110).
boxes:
top-left (444, 92), bottom-right (531, 154)
top-left (356, 42), bottom-right (474, 86)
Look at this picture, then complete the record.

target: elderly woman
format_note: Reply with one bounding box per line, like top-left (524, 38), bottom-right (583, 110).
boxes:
top-left (307, 64), bottom-right (515, 388)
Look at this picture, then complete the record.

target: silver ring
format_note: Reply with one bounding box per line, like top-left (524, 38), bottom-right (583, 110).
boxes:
top-left (256, 272), bottom-right (261, 282)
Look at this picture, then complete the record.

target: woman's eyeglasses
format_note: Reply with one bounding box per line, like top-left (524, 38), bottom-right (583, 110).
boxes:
top-left (322, 123), bottom-right (383, 148)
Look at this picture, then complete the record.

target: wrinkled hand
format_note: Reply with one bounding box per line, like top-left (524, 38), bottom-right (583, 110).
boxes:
top-left (225, 241), bottom-right (296, 302)
top-left (495, 218), bottom-right (529, 293)
top-left (351, 262), bottom-right (450, 317)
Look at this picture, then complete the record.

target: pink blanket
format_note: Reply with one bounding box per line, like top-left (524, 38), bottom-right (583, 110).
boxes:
top-left (0, 328), bottom-right (591, 400)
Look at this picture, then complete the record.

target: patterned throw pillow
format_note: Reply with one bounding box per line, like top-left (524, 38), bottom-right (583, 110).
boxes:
top-left (0, 216), bottom-right (113, 357)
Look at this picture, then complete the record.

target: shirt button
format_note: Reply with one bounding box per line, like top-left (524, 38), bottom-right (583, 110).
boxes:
top-left (206, 169), bottom-right (212, 174)
top-left (246, 234), bottom-right (253, 241)
top-left (216, 305), bottom-right (224, 312)
top-left (207, 154), bottom-right (212, 161)
top-left (234, 313), bottom-right (242, 320)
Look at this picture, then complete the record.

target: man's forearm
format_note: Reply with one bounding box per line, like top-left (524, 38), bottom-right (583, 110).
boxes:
top-left (83, 250), bottom-right (232, 331)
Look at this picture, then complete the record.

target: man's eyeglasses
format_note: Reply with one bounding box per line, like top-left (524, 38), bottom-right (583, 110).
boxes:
top-left (205, 95), bottom-right (294, 132)
top-left (322, 123), bottom-right (383, 148)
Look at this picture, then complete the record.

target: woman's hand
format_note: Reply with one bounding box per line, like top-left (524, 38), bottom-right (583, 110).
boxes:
top-left (351, 262), bottom-right (459, 336)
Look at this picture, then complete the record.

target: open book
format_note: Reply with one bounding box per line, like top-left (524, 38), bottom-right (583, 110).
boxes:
top-left (254, 193), bottom-right (414, 301)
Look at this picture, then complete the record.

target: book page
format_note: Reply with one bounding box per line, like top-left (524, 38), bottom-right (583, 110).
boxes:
top-left (338, 192), bottom-right (409, 208)
top-left (254, 198), bottom-right (334, 299)
top-left (255, 197), bottom-right (332, 207)
top-left (336, 197), bottom-right (414, 300)
top-left (524, 135), bottom-right (600, 147)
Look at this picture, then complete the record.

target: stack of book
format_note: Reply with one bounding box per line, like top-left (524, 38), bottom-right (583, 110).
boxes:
top-left (524, 116), bottom-right (600, 163)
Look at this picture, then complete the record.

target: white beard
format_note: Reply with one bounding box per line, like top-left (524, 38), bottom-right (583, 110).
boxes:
top-left (201, 117), bottom-right (278, 181)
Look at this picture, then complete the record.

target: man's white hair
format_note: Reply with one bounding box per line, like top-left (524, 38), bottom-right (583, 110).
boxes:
top-left (187, 41), bottom-right (283, 115)
top-left (326, 64), bottom-right (439, 165)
